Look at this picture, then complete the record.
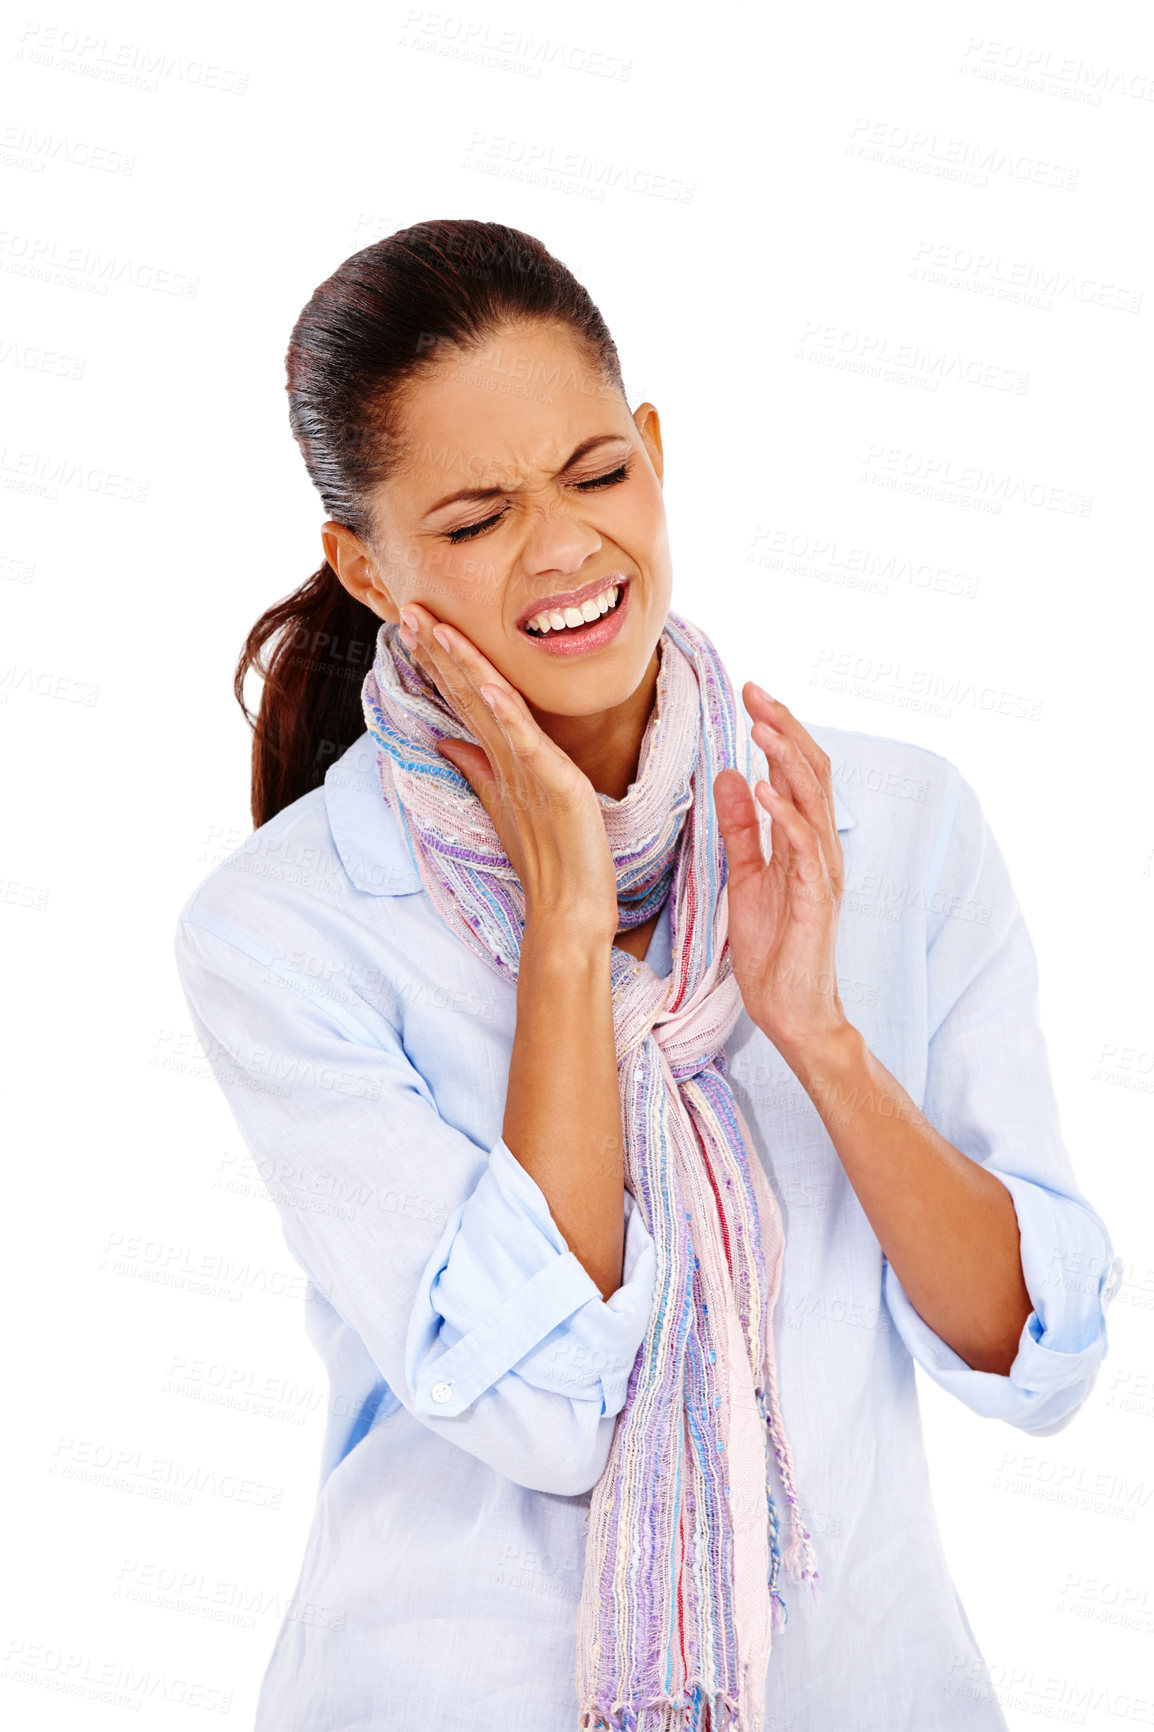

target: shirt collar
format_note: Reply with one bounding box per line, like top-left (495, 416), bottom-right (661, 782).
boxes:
top-left (325, 733), bottom-right (423, 897)
top-left (326, 727), bottom-right (855, 899)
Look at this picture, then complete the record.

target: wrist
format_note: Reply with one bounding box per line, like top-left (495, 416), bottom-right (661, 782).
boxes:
top-left (520, 918), bottom-right (613, 977)
top-left (771, 1015), bottom-right (864, 1095)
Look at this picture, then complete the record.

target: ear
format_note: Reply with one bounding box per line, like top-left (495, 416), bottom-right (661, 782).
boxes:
top-left (322, 521), bottom-right (399, 624)
top-left (632, 402), bottom-right (664, 487)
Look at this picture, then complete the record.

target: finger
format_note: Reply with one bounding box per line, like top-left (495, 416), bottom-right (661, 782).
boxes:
top-left (467, 680), bottom-right (551, 772)
top-left (402, 610), bottom-right (596, 827)
top-left (754, 774), bottom-right (793, 875)
top-left (434, 736), bottom-right (500, 813)
top-left (412, 642), bottom-right (502, 761)
top-left (744, 684), bottom-right (835, 825)
top-left (400, 604), bottom-right (514, 764)
top-left (401, 603), bottom-right (507, 705)
top-left (755, 779), bottom-right (829, 896)
top-left (421, 620), bottom-right (569, 790)
top-left (404, 635), bottom-right (449, 698)
top-left (427, 618), bottom-right (534, 734)
top-left (403, 615), bottom-right (582, 840)
top-left (398, 612), bottom-right (466, 708)
top-left (713, 768), bottom-right (767, 881)
top-left (402, 604), bottom-right (484, 716)
top-left (751, 720), bottom-right (836, 857)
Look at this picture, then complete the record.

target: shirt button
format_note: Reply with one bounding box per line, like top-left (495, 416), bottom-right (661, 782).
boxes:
top-left (430, 1381), bottom-right (453, 1404)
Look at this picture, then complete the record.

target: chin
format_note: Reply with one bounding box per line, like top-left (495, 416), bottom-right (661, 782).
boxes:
top-left (522, 646), bottom-right (659, 719)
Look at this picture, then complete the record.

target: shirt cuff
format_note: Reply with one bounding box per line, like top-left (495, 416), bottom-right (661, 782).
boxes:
top-left (882, 1169), bottom-right (1122, 1435)
top-left (405, 1138), bottom-right (656, 1420)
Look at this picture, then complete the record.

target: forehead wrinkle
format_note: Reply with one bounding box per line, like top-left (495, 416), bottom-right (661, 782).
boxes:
top-left (399, 429), bottom-right (632, 516)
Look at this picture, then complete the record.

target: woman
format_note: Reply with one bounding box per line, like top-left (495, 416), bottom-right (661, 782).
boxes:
top-left (175, 220), bottom-right (1121, 1732)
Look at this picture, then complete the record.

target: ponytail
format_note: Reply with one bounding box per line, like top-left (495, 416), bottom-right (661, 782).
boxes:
top-left (234, 562), bottom-right (381, 829)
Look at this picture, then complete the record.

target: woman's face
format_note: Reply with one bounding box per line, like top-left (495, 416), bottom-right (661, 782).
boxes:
top-left (325, 320), bottom-right (672, 719)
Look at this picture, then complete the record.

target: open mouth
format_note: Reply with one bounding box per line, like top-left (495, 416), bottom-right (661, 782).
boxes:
top-left (521, 581), bottom-right (627, 637)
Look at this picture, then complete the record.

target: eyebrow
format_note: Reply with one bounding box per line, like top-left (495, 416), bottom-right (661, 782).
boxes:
top-left (421, 434), bottom-right (630, 519)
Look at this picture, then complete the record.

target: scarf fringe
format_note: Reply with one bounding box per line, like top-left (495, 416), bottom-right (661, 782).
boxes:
top-left (756, 1375), bottom-right (821, 1603)
top-left (579, 1684), bottom-right (746, 1731)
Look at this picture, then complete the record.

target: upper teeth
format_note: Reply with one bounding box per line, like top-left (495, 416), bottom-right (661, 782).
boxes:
top-left (524, 585), bottom-right (620, 634)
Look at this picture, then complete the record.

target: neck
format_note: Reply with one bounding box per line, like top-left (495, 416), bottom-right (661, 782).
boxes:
top-left (526, 646), bottom-right (661, 800)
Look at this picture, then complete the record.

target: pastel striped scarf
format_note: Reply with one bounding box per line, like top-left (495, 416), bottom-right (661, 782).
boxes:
top-left (361, 610), bottom-right (820, 1731)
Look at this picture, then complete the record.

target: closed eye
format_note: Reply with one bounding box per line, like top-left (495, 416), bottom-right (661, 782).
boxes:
top-left (442, 459), bottom-right (632, 544)
top-left (574, 462), bottom-right (629, 491)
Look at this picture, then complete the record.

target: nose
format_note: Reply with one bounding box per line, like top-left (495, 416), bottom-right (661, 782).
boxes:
top-left (520, 501), bottom-right (603, 578)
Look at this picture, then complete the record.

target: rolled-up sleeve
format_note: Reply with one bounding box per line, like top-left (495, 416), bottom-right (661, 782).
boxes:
top-left (174, 914), bottom-right (656, 1495)
top-left (882, 770), bottom-right (1124, 1436)
top-left (414, 1149), bottom-right (654, 1418)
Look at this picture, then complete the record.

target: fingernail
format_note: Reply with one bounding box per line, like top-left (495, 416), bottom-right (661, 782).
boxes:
top-left (431, 625), bottom-right (452, 652)
top-left (399, 607), bottom-right (419, 632)
top-left (750, 682), bottom-right (774, 704)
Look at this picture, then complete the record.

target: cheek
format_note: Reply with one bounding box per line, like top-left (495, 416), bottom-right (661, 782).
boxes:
top-left (407, 543), bottom-right (508, 624)
top-left (624, 488), bottom-right (671, 592)
top-left (623, 476), bottom-right (667, 545)
top-left (445, 559), bottom-right (510, 631)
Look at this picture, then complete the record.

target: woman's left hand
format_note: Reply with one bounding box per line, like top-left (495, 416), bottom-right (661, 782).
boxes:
top-left (713, 684), bottom-right (849, 1065)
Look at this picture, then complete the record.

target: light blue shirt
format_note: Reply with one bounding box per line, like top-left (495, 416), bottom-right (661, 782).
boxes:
top-left (174, 715), bottom-right (1122, 1732)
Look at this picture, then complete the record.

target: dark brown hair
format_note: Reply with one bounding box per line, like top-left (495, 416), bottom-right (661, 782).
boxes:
top-left (235, 219), bottom-right (626, 828)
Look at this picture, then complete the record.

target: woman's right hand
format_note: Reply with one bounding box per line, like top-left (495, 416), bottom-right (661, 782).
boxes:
top-left (397, 602), bottom-right (620, 953)
top-left (399, 600), bottom-right (630, 1296)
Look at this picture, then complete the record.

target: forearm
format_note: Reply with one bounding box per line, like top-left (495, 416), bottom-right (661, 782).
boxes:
top-left (781, 1021), bottom-right (1033, 1375)
top-left (503, 925), bottom-right (625, 1301)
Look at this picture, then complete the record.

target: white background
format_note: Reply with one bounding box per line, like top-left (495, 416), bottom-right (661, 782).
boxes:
top-left (2, 0), bottom-right (1152, 1725)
